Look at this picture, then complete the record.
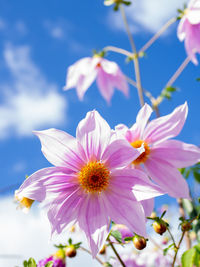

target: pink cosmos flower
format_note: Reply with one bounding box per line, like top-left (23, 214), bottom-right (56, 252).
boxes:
top-left (115, 103), bottom-right (200, 198)
top-left (16, 110), bottom-right (163, 257)
top-left (178, 0), bottom-right (200, 64)
top-left (63, 56), bottom-right (129, 103)
top-left (38, 256), bottom-right (65, 267)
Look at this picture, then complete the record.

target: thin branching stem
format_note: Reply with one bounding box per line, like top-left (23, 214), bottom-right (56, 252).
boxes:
top-left (107, 238), bottom-right (126, 267)
top-left (120, 4), bottom-right (145, 107)
top-left (139, 17), bottom-right (177, 53)
top-left (172, 231), bottom-right (186, 267)
top-left (103, 45), bottom-right (133, 58)
top-left (79, 246), bottom-right (104, 265)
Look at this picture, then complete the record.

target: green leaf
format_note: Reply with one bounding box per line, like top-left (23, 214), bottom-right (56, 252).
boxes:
top-left (122, 0), bottom-right (131, 5)
top-left (194, 172), bottom-right (200, 183)
top-left (23, 261), bottom-right (28, 267)
top-left (74, 242), bottom-right (82, 249)
top-left (163, 243), bottom-right (174, 256)
top-left (124, 236), bottom-right (133, 241)
top-left (45, 262), bottom-right (53, 267)
top-left (165, 86), bottom-right (177, 92)
top-left (68, 238), bottom-right (72, 245)
top-left (104, 262), bottom-right (113, 267)
top-left (181, 247), bottom-right (198, 267)
top-left (196, 78), bottom-right (200, 81)
top-left (110, 230), bottom-right (122, 243)
top-left (27, 258), bottom-right (37, 267)
top-left (160, 210), bottom-right (167, 219)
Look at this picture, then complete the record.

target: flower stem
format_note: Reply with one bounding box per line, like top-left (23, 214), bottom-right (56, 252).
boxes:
top-left (172, 230), bottom-right (186, 267)
top-left (107, 238), bottom-right (126, 267)
top-left (119, 4), bottom-right (145, 107)
top-left (79, 246), bottom-right (105, 265)
top-left (164, 56), bottom-right (190, 89)
top-left (103, 45), bottom-right (133, 58)
top-left (139, 17), bottom-right (177, 53)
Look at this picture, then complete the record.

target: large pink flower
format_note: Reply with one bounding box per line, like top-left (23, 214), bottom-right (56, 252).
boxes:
top-left (115, 103), bottom-right (200, 198)
top-left (63, 56), bottom-right (128, 103)
top-left (16, 111), bottom-right (163, 257)
top-left (178, 0), bottom-right (200, 64)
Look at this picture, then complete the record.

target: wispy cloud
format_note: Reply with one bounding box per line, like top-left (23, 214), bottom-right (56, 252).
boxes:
top-left (108, 0), bottom-right (186, 34)
top-left (0, 44), bottom-right (67, 139)
top-left (0, 197), bottom-right (100, 267)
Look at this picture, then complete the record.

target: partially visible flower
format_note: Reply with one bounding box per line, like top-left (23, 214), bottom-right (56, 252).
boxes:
top-left (16, 110), bottom-right (163, 257)
top-left (38, 255), bottom-right (65, 267)
top-left (64, 56), bottom-right (128, 104)
top-left (14, 192), bottom-right (34, 213)
top-left (178, 0), bottom-right (200, 64)
top-left (111, 224), bottom-right (133, 243)
top-left (114, 102), bottom-right (200, 198)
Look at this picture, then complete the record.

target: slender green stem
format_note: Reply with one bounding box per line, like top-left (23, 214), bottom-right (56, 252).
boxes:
top-left (107, 238), bottom-right (126, 267)
top-left (139, 17), bottom-right (177, 53)
top-left (167, 228), bottom-right (177, 248)
top-left (103, 45), bottom-right (133, 57)
top-left (172, 231), bottom-right (186, 267)
top-left (164, 56), bottom-right (190, 89)
top-left (79, 246), bottom-right (104, 265)
top-left (119, 4), bottom-right (145, 107)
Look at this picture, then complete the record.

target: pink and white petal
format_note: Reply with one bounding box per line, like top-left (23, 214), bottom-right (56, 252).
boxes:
top-left (76, 110), bottom-right (111, 161)
top-left (64, 57), bottom-right (93, 89)
top-left (144, 158), bottom-right (190, 199)
top-left (100, 58), bottom-right (119, 74)
top-left (110, 169), bottom-right (165, 201)
top-left (131, 103), bottom-right (153, 140)
top-left (103, 189), bottom-right (146, 237)
top-left (96, 68), bottom-right (114, 104)
top-left (112, 69), bottom-right (129, 97)
top-left (143, 102), bottom-right (188, 145)
top-left (16, 167), bottom-right (77, 202)
top-left (102, 139), bottom-right (141, 170)
top-left (151, 140), bottom-right (200, 168)
top-left (34, 129), bottom-right (86, 171)
top-left (185, 23), bottom-right (200, 65)
top-left (47, 187), bottom-right (83, 235)
top-left (78, 194), bottom-right (109, 257)
top-left (177, 17), bottom-right (187, 41)
top-left (141, 198), bottom-right (155, 217)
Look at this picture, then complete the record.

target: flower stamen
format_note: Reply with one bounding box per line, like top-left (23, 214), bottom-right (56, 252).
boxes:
top-left (78, 161), bottom-right (110, 193)
top-left (131, 140), bottom-right (150, 165)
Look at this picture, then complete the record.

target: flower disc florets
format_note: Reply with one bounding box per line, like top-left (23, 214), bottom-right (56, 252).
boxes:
top-left (78, 161), bottom-right (110, 193)
top-left (131, 140), bottom-right (150, 165)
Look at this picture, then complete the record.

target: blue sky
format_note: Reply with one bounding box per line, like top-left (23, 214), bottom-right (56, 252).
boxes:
top-left (0, 0), bottom-right (200, 264)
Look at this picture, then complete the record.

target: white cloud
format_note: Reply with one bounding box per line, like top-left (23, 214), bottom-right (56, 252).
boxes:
top-left (0, 44), bottom-right (67, 139)
top-left (15, 21), bottom-right (27, 35)
top-left (108, 0), bottom-right (186, 34)
top-left (44, 20), bottom-right (68, 40)
top-left (0, 197), bottom-right (101, 267)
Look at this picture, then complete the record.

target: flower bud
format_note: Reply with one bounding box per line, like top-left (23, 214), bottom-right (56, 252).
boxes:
top-left (153, 220), bottom-right (167, 235)
top-left (65, 245), bottom-right (77, 258)
top-left (181, 221), bottom-right (192, 232)
top-left (133, 235), bottom-right (147, 250)
top-left (99, 245), bottom-right (106, 255)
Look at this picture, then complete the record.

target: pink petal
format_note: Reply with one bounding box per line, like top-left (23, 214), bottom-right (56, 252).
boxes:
top-left (110, 169), bottom-right (165, 201)
top-left (16, 167), bottom-right (77, 202)
top-left (102, 139), bottom-right (141, 170)
top-left (185, 23), bottom-right (200, 65)
top-left (34, 129), bottom-right (86, 171)
top-left (78, 194), bottom-right (109, 257)
top-left (47, 187), bottom-right (83, 235)
top-left (76, 110), bottom-right (111, 161)
top-left (144, 157), bottom-right (190, 199)
top-left (64, 57), bottom-right (97, 100)
top-left (96, 67), bottom-right (114, 104)
top-left (151, 140), bottom-right (200, 168)
top-left (187, 1), bottom-right (200, 24)
top-left (129, 103), bottom-right (153, 142)
top-left (178, 17), bottom-right (187, 41)
top-left (143, 102), bottom-right (188, 145)
top-left (141, 198), bottom-right (154, 217)
top-left (100, 58), bottom-right (119, 74)
top-left (111, 69), bottom-right (129, 97)
top-left (103, 188), bottom-right (146, 237)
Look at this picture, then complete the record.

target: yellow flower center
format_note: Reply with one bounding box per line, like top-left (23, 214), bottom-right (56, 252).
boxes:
top-left (131, 140), bottom-right (150, 165)
top-left (16, 196), bottom-right (34, 209)
top-left (78, 161), bottom-right (110, 193)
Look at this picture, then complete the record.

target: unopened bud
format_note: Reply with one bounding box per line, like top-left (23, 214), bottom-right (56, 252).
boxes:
top-left (133, 235), bottom-right (147, 250)
top-left (153, 220), bottom-right (167, 235)
top-left (181, 221), bottom-right (192, 232)
top-left (99, 245), bottom-right (106, 255)
top-left (65, 245), bottom-right (77, 258)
